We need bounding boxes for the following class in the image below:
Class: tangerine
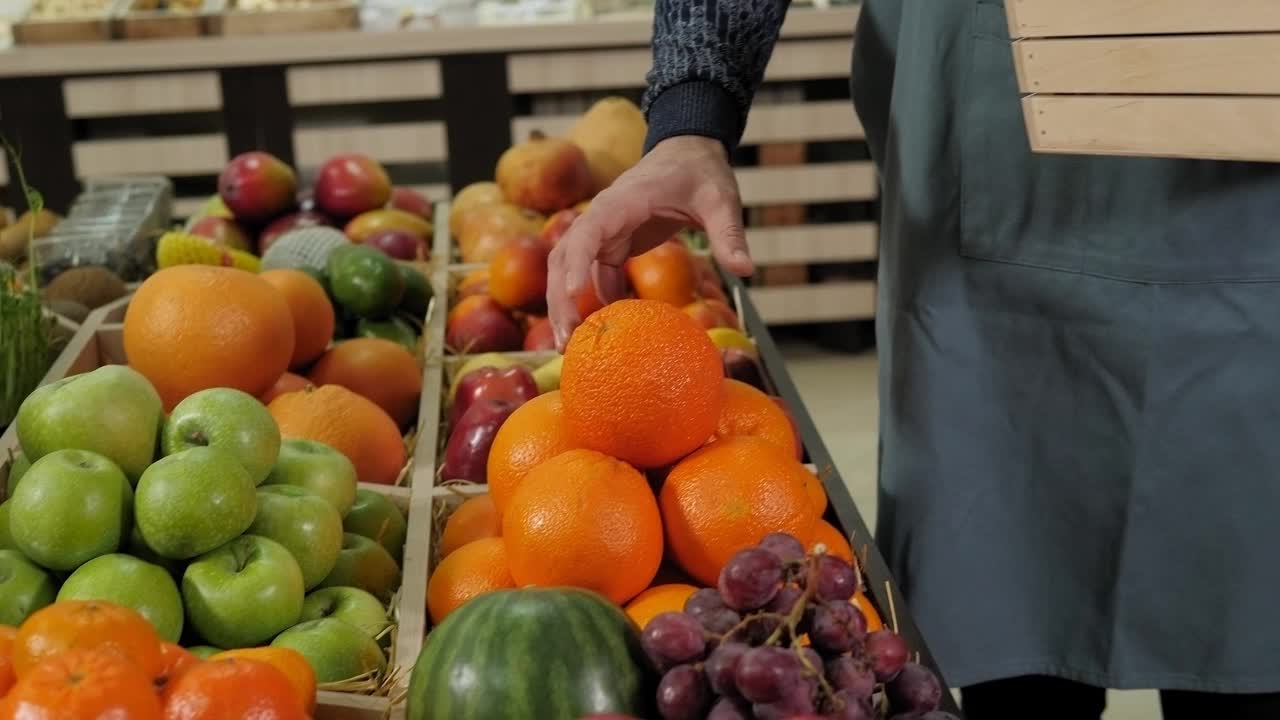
[156,643,200,689]
[503,449,663,604]
[624,584,699,630]
[561,299,723,468]
[209,648,316,713]
[161,657,305,720]
[488,238,549,312]
[625,240,698,307]
[486,391,577,516]
[268,385,406,485]
[0,626,14,696]
[811,520,854,565]
[804,471,829,518]
[123,265,294,410]
[439,495,502,559]
[426,537,514,624]
[13,601,163,680]
[713,379,800,459]
[259,269,335,369]
[853,592,884,633]
[0,649,162,720]
[308,338,423,428]
[260,372,312,404]
[660,437,820,586]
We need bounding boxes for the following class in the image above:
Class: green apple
[301,587,390,641]
[186,645,223,660]
[183,534,305,649]
[57,553,184,642]
[343,489,407,563]
[263,439,357,517]
[125,524,184,578]
[0,549,57,625]
[317,533,401,602]
[136,446,257,559]
[0,501,15,551]
[271,618,386,683]
[10,449,131,571]
[533,354,563,394]
[6,450,30,500]
[15,365,163,481]
[247,486,343,589]
[162,388,281,486]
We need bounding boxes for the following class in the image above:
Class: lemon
[707,327,757,356]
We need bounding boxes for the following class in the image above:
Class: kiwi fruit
[42,266,128,310]
[44,299,91,324]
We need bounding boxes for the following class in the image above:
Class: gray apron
[850,0,1280,692]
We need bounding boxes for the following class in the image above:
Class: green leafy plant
[0,139,55,428]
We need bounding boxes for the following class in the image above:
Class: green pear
[136,446,257,560]
[162,388,281,485]
[15,365,163,482]
[532,354,563,394]
[58,553,185,642]
[9,449,132,571]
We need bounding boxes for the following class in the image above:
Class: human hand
[546,134,755,349]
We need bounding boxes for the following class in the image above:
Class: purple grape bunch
[630,532,957,720]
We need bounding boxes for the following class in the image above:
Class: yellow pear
[568,97,648,193]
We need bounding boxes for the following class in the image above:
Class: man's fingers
[699,192,754,277]
[593,261,628,305]
[547,242,580,351]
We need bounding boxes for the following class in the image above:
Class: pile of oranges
[0,600,315,719]
[122,264,418,485]
[428,298,873,628]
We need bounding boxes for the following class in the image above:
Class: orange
[260,269,335,369]
[260,372,312,404]
[161,657,305,720]
[308,338,423,428]
[0,626,14,696]
[804,470,828,517]
[268,384,406,485]
[561,299,723,469]
[811,520,854,565]
[440,495,502,559]
[624,584,699,630]
[488,238,549,312]
[156,643,200,689]
[503,449,663,604]
[486,391,578,516]
[713,379,800,459]
[427,537,514,624]
[456,268,490,300]
[853,592,884,633]
[0,649,162,720]
[660,437,820,586]
[625,240,698,307]
[123,265,295,410]
[210,648,315,713]
[13,601,163,680]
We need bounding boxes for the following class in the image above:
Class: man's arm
[642,0,792,153]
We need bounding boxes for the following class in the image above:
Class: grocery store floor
[780,339,1161,720]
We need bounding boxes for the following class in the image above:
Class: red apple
[449,364,539,428]
[365,229,424,261]
[257,210,334,254]
[770,396,805,461]
[218,151,297,224]
[314,154,392,219]
[389,186,433,220]
[683,299,739,330]
[523,317,556,352]
[440,398,519,483]
[189,216,253,253]
[723,347,766,390]
[538,208,580,251]
[446,296,523,355]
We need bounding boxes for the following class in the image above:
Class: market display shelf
[1007,0,1280,162]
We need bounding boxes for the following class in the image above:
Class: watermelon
[408,587,655,720]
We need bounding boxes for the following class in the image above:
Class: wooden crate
[209,0,357,36]
[117,0,222,40]
[1008,0,1280,162]
[12,0,117,45]
[0,275,449,718]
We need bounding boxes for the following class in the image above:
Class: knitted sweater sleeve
[641,0,791,153]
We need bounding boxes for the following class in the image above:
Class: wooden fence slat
[72,134,228,178]
[748,280,876,324]
[736,161,877,206]
[294,122,447,168]
[287,59,443,105]
[64,72,223,118]
[747,222,877,265]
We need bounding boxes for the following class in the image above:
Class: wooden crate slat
[1015,35,1280,95]
[63,72,223,118]
[748,280,876,324]
[72,134,227,178]
[747,222,876,266]
[294,122,447,168]
[743,100,863,144]
[287,59,442,106]
[1007,0,1280,39]
[736,161,877,206]
[1024,94,1280,163]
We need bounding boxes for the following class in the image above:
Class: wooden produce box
[1007,0,1280,162]
[209,0,357,35]
[12,0,117,44]
[117,0,221,40]
[0,277,446,719]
